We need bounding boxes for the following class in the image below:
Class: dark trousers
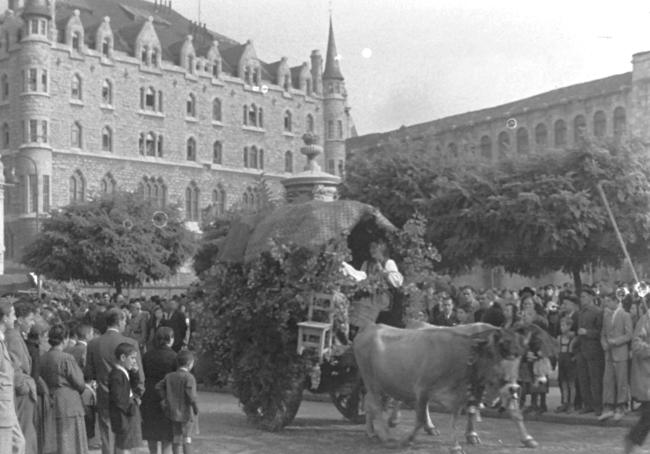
[576,353,604,412]
[85,405,96,441]
[629,401,650,446]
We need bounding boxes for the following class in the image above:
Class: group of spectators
[425,282,650,422]
[0,291,200,454]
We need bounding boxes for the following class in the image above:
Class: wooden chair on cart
[297,292,335,361]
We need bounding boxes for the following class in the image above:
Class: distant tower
[321,17,348,177]
[13,0,54,252]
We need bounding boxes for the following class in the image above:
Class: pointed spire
[323,16,344,80]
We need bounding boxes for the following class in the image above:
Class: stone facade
[0,0,352,270]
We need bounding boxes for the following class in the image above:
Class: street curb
[197,384,636,427]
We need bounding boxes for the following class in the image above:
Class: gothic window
[1,74,7,101]
[554,119,567,147]
[141,45,148,64]
[243,147,249,168]
[69,170,85,204]
[212,98,222,122]
[212,60,220,78]
[284,110,292,132]
[101,173,116,194]
[102,37,111,57]
[2,123,8,148]
[479,135,492,159]
[187,55,194,74]
[71,122,82,148]
[283,74,291,91]
[516,127,529,154]
[284,150,293,173]
[41,70,48,93]
[593,110,607,138]
[213,141,222,164]
[243,67,251,84]
[447,142,458,158]
[71,74,82,100]
[258,108,264,128]
[243,105,248,125]
[29,119,38,142]
[535,123,548,148]
[497,131,510,156]
[306,114,314,133]
[212,185,226,216]
[101,126,112,151]
[157,135,163,157]
[142,87,156,110]
[248,104,257,126]
[186,137,197,161]
[574,115,586,143]
[186,93,196,118]
[102,79,112,105]
[28,68,37,92]
[252,68,260,86]
[249,146,258,169]
[138,176,166,207]
[337,120,343,139]
[71,31,81,51]
[151,48,159,67]
[185,182,200,222]
[613,107,626,138]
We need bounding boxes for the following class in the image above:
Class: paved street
[93,391,650,454]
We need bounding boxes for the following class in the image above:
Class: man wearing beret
[576,287,605,416]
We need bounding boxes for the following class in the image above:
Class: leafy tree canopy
[22,191,196,292]
[342,138,650,291]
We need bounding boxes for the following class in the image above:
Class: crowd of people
[0,292,200,454]
[423,281,650,454]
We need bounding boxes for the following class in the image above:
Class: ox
[353,322,554,453]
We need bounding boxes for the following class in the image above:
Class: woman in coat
[39,324,87,454]
[141,326,176,454]
[626,307,650,453]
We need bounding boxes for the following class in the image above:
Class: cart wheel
[330,378,366,424]
[241,374,305,431]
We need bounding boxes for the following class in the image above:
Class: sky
[5,0,650,135]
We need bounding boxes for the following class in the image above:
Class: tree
[343,138,650,292]
[22,192,196,293]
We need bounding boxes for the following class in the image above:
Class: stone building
[347,48,650,289]
[0,0,352,272]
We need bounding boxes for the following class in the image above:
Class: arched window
[613,107,626,138]
[306,114,314,133]
[516,127,529,154]
[101,126,112,151]
[69,170,85,203]
[2,122,8,148]
[212,60,220,78]
[143,87,155,110]
[212,98,222,122]
[71,31,81,51]
[259,149,264,169]
[497,131,510,156]
[139,176,167,207]
[151,48,159,67]
[141,45,148,64]
[186,137,197,161]
[102,79,112,105]
[447,142,458,158]
[242,105,248,125]
[285,150,293,173]
[283,74,291,91]
[554,119,567,147]
[535,123,548,148]
[1,74,8,100]
[102,37,111,57]
[252,68,260,86]
[157,135,163,157]
[593,110,607,138]
[212,185,226,216]
[243,147,249,167]
[71,122,82,148]
[249,146,258,169]
[101,173,116,194]
[479,135,492,159]
[186,93,196,118]
[213,141,222,164]
[258,107,264,128]
[243,67,251,84]
[146,132,155,156]
[248,104,257,127]
[71,74,82,100]
[187,55,194,74]
[284,110,292,132]
[185,182,200,222]
[574,114,586,143]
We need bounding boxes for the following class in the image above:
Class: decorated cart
[197,134,434,430]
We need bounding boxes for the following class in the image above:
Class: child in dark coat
[108,342,143,454]
[157,350,199,454]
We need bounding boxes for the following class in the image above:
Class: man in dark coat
[85,308,144,454]
[163,298,187,352]
[6,302,37,454]
[431,295,458,326]
[575,288,605,416]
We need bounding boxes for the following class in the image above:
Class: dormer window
[244,67,251,85]
[283,75,291,92]
[141,46,148,64]
[151,48,159,67]
[252,68,260,86]
[71,31,81,51]
[102,37,111,57]
[212,60,220,78]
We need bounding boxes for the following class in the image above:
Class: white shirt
[114,364,133,398]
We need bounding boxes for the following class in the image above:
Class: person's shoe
[624,435,636,454]
[578,407,594,414]
[598,410,615,421]
[613,409,625,421]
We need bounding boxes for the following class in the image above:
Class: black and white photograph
[1,1,650,453]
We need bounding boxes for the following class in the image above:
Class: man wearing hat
[575,287,605,416]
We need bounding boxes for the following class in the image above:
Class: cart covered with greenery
[195,199,441,430]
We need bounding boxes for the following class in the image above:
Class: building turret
[321,17,349,177]
[10,0,54,258]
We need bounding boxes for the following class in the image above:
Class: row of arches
[444,107,627,159]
